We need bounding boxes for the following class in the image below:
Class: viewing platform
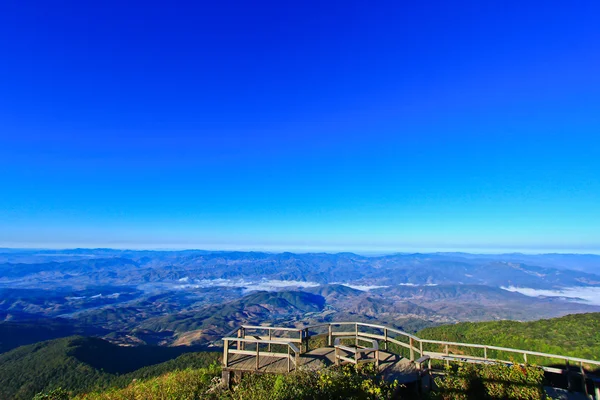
[220,321,600,397]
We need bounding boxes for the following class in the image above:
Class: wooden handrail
[223,336,301,351]
[242,325,302,332]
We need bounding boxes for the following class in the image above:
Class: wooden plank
[356,332,384,341]
[223,337,302,346]
[244,335,302,343]
[230,349,289,358]
[242,325,301,332]
[337,355,356,364]
[388,338,411,349]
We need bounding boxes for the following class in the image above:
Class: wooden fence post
[410,337,415,361]
[384,328,388,351]
[305,328,309,352]
[566,360,572,392]
[255,343,260,370]
[328,324,333,346]
[287,346,291,372]
[268,329,272,352]
[580,362,588,397]
[223,339,229,367]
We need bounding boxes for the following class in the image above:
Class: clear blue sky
[1,1,599,252]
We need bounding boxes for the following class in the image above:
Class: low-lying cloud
[502,286,600,306]
[173,278,320,293]
[340,284,389,291]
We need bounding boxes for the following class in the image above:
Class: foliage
[433,363,545,400]
[75,363,400,400]
[74,365,221,400]
[32,388,70,400]
[228,363,399,400]
[0,315,108,354]
[0,336,218,400]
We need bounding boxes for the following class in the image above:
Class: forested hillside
[0,336,218,400]
[418,312,600,361]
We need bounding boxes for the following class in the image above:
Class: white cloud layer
[173,278,320,293]
[502,286,600,306]
[340,284,389,291]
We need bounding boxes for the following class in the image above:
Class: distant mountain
[306,284,363,298]
[435,252,600,273]
[1,249,599,349]
[137,290,326,344]
[371,284,600,321]
[0,286,142,318]
[125,284,600,346]
[3,250,599,290]
[0,336,218,400]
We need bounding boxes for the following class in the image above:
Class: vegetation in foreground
[66,363,399,400]
[0,336,218,400]
[433,363,545,400]
[57,361,548,400]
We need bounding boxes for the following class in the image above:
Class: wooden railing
[222,321,600,397]
[301,322,422,361]
[334,336,379,367]
[222,336,301,373]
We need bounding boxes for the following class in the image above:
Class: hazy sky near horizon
[1,1,599,252]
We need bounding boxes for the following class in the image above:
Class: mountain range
[1,249,599,350]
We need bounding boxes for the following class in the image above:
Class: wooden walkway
[225,347,418,382]
[220,321,600,397]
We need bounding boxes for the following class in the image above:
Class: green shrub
[74,365,221,400]
[229,363,399,400]
[433,363,545,400]
[33,388,70,400]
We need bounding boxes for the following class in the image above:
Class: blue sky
[1,1,599,252]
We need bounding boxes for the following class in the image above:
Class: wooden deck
[224,346,418,382]
[221,321,600,397]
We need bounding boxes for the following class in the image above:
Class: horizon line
[1,245,600,256]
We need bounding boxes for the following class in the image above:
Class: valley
[1,249,600,350]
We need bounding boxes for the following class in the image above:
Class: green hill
[0,336,219,400]
[417,312,600,362]
[0,318,108,354]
